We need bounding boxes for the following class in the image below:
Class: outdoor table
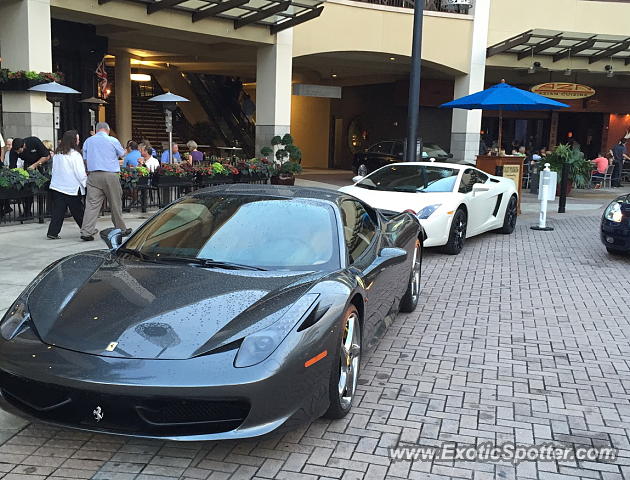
[476,154,523,214]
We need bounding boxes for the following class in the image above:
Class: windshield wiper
[356,183,376,190]
[153,255,267,271]
[117,248,155,262]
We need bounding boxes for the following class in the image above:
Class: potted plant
[545,144,592,195]
[0,168,49,199]
[154,163,194,186]
[195,162,232,186]
[263,134,303,186]
[0,69,64,91]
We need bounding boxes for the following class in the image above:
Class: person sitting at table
[160,142,181,164]
[591,152,611,188]
[139,143,159,172]
[123,141,141,168]
[186,140,204,165]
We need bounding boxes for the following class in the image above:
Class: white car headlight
[605,202,623,223]
[417,204,441,219]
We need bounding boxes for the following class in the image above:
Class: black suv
[352,140,453,176]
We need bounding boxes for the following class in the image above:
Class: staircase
[131,97,184,152]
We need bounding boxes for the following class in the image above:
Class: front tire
[399,241,422,313]
[324,305,361,419]
[441,209,467,255]
[497,195,518,234]
[357,164,368,177]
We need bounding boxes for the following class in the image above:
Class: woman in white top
[47,130,87,239]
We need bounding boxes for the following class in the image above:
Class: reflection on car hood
[339,186,460,213]
[27,252,324,360]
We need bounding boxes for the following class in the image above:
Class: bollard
[531,163,556,231]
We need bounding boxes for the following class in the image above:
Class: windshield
[124,195,340,271]
[356,165,459,193]
[423,144,449,158]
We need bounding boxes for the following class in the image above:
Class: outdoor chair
[590,164,614,189]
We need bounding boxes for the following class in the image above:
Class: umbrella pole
[498,108,503,154]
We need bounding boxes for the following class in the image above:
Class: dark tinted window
[392,142,404,157]
[125,196,339,270]
[340,200,376,262]
[459,169,488,193]
[367,141,394,154]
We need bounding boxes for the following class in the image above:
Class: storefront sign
[502,164,521,188]
[292,84,342,99]
[531,83,595,100]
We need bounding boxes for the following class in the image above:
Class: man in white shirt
[139,143,159,172]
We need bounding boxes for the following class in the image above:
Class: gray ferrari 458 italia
[0,185,424,441]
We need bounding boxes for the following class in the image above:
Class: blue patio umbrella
[440,80,570,153]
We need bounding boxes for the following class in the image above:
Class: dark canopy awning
[97,0,324,34]
[487,29,630,65]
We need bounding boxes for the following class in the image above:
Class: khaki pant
[80,171,127,237]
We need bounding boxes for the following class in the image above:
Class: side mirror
[352,175,364,183]
[472,183,491,195]
[103,228,123,251]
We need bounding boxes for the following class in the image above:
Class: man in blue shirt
[80,122,130,241]
[611,139,630,188]
[160,143,181,163]
[123,141,141,167]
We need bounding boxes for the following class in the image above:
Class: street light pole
[405,0,424,162]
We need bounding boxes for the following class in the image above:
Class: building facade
[1,0,629,167]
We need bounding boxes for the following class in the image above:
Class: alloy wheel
[506,198,517,228]
[338,312,361,410]
[454,215,467,251]
[357,164,368,177]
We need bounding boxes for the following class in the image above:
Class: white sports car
[339,162,518,255]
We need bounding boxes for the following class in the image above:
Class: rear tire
[399,242,422,313]
[498,195,518,234]
[441,209,467,255]
[324,305,361,419]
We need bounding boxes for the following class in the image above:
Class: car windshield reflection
[124,196,340,271]
[356,165,458,193]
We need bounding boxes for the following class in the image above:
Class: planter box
[154,175,194,187]
[0,78,45,91]
[0,186,36,200]
[270,174,295,186]
[198,176,233,187]
[136,176,150,187]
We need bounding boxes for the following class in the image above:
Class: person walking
[80,122,130,241]
[610,138,630,188]
[46,130,87,240]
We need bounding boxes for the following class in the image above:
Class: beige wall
[293,0,474,75]
[489,0,630,45]
[291,95,331,169]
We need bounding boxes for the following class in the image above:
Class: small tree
[260,133,303,176]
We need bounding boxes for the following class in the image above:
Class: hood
[27,252,324,360]
[340,185,459,212]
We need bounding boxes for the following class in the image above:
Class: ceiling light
[130,73,151,82]
[331,73,338,78]
[389,57,396,61]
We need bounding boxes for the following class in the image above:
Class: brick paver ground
[1,210,630,479]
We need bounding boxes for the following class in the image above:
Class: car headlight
[605,202,623,223]
[417,204,441,219]
[234,294,319,368]
[0,298,31,341]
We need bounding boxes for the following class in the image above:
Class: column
[255,29,293,156]
[114,51,132,143]
[0,0,53,140]
[449,0,490,164]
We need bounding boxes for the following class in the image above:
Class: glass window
[367,141,394,154]
[355,164,459,193]
[340,200,376,262]
[124,196,340,270]
[392,142,404,157]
